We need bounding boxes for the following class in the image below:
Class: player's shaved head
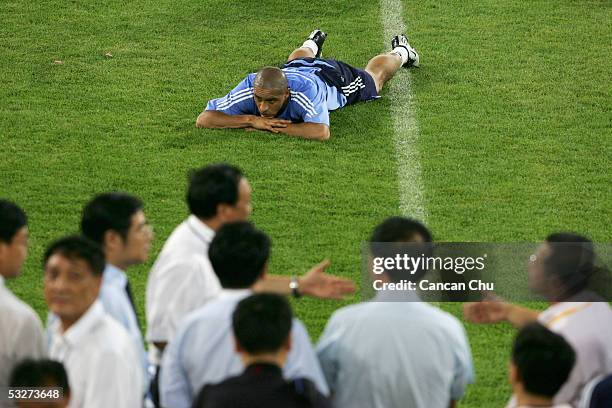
[254,67,288,94]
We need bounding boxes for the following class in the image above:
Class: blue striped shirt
[205,67,347,126]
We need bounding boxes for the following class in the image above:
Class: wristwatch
[290,275,302,298]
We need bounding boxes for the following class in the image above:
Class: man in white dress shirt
[44,235,143,408]
[316,217,475,408]
[80,192,153,385]
[0,200,46,408]
[508,323,575,408]
[160,221,329,408]
[464,232,612,407]
[146,164,354,366]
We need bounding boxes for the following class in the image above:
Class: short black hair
[370,216,432,244]
[10,359,70,394]
[0,200,27,244]
[43,235,106,276]
[369,217,433,281]
[81,192,143,245]
[209,222,270,289]
[544,232,595,296]
[187,164,244,219]
[512,323,575,398]
[232,293,292,354]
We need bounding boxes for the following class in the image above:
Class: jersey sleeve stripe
[290,91,317,115]
[215,93,254,111]
[215,88,254,108]
[291,98,318,118]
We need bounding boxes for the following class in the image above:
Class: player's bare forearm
[195,110,257,129]
[278,122,330,141]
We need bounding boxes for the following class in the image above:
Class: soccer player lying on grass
[196,29,419,140]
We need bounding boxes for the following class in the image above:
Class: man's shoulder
[174,297,233,341]
[156,219,200,255]
[329,300,465,334]
[195,374,326,408]
[0,287,42,328]
[150,219,211,275]
[326,301,379,324]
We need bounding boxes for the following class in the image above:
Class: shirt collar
[53,300,106,347]
[218,288,252,302]
[187,215,216,244]
[372,288,421,302]
[103,263,127,287]
[245,362,283,377]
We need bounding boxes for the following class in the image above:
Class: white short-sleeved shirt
[160,289,329,408]
[48,300,143,408]
[538,301,612,406]
[0,275,46,407]
[316,291,475,408]
[47,264,149,391]
[145,215,222,364]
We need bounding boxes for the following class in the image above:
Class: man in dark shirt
[191,293,331,408]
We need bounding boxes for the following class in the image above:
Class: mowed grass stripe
[380,0,427,221]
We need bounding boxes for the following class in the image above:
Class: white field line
[379,0,426,222]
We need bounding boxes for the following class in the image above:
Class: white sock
[391,46,409,65]
[302,39,319,56]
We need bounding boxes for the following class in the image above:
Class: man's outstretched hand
[463,300,509,324]
[247,117,292,133]
[299,259,356,300]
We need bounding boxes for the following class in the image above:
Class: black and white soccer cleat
[391,34,420,68]
[307,29,327,58]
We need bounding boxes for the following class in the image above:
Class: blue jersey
[205,66,348,126]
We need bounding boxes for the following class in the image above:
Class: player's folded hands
[251,117,292,133]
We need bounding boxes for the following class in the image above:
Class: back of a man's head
[254,67,289,93]
[187,164,243,219]
[232,293,292,355]
[10,359,70,407]
[81,192,143,245]
[370,216,432,244]
[43,235,106,277]
[512,323,575,398]
[208,221,270,289]
[369,216,432,282]
[0,199,27,244]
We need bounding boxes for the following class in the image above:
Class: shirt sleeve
[98,286,149,392]
[205,77,255,115]
[449,320,475,400]
[99,286,131,329]
[290,89,330,126]
[146,257,221,344]
[160,324,194,408]
[315,312,341,393]
[15,309,46,361]
[284,319,330,396]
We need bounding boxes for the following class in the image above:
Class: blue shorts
[283,58,379,106]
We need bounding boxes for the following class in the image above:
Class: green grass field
[1,0,610,406]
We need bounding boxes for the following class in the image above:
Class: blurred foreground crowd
[1,163,611,408]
